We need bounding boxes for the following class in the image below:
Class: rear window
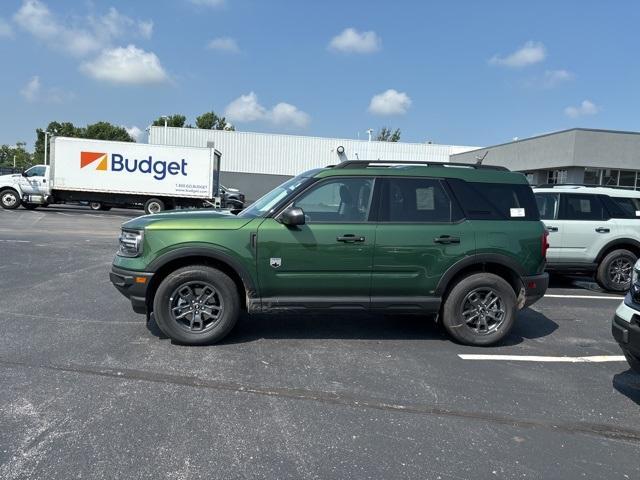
[447,179,540,221]
[609,196,640,219]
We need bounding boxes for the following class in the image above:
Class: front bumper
[521,272,549,308]
[109,266,153,315]
[612,298,640,364]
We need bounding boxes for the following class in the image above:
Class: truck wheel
[89,202,103,211]
[0,189,21,209]
[153,266,240,345]
[442,273,517,346]
[596,249,636,292]
[22,203,39,210]
[144,198,164,215]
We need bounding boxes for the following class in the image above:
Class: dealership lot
[1,206,639,479]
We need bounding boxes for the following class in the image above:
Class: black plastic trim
[545,262,598,272]
[612,314,640,359]
[521,272,549,308]
[109,266,153,315]
[594,238,640,264]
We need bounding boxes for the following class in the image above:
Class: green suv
[110,160,549,346]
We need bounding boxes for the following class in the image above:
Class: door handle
[595,227,610,233]
[337,234,365,243]
[434,235,460,244]
[546,226,558,232]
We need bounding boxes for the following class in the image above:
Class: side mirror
[21,171,27,177]
[280,207,305,226]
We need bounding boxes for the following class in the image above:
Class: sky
[1,0,639,149]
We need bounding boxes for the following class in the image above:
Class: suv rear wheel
[442,273,517,346]
[153,265,240,345]
[596,249,636,292]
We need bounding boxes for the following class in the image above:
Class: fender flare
[434,253,526,296]
[595,238,640,264]
[146,245,258,296]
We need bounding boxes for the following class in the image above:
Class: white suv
[533,185,640,292]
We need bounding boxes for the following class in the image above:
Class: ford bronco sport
[110,160,549,346]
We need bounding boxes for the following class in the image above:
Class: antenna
[475,151,489,165]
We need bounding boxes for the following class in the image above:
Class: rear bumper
[521,272,549,308]
[109,266,153,315]
[612,299,640,363]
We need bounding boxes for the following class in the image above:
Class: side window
[535,193,559,220]
[560,194,608,221]
[611,197,640,218]
[293,178,373,223]
[25,166,45,177]
[380,178,461,223]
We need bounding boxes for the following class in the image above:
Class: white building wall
[149,127,477,176]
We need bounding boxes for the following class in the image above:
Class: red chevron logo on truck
[80,151,108,171]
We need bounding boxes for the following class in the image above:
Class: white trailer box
[50,137,217,198]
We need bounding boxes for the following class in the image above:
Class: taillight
[542,230,549,260]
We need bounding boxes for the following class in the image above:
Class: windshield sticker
[510,208,525,218]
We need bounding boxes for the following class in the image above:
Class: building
[149,126,477,201]
[450,128,640,189]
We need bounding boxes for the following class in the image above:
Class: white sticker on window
[510,208,525,218]
[636,210,640,217]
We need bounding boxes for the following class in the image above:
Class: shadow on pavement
[499,308,559,346]
[613,370,640,406]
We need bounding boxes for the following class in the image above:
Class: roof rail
[535,183,636,190]
[332,160,509,171]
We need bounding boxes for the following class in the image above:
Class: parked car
[533,185,640,292]
[219,184,245,209]
[612,259,640,373]
[110,160,549,346]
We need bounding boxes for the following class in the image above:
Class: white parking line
[458,354,626,362]
[544,294,622,300]
[0,239,31,243]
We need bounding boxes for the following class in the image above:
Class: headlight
[118,229,143,257]
[633,259,640,286]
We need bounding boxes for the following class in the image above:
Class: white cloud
[124,126,143,141]
[541,69,573,88]
[0,17,13,37]
[368,89,412,115]
[80,45,169,85]
[20,75,73,103]
[14,1,152,57]
[20,76,40,102]
[225,92,310,128]
[269,103,310,128]
[564,100,599,118]
[207,37,240,53]
[328,28,381,54]
[489,41,546,67]
[189,0,225,7]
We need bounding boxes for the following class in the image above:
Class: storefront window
[619,170,636,188]
[602,169,619,186]
[583,168,601,186]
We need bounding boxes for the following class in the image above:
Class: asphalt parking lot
[1,205,639,480]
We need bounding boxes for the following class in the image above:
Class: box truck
[0,137,232,214]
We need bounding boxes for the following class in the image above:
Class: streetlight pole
[44,131,50,166]
[161,115,169,144]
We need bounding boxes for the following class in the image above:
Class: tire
[442,273,517,346]
[153,266,240,345]
[596,249,636,292]
[623,350,640,373]
[0,189,21,209]
[144,198,164,215]
[22,203,38,210]
[89,201,103,211]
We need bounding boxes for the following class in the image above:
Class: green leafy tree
[84,122,134,142]
[375,127,401,142]
[0,142,33,170]
[195,111,235,131]
[152,114,187,128]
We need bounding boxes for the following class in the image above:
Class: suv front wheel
[153,265,240,345]
[596,249,636,293]
[442,273,517,346]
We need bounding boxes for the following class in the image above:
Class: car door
[370,177,472,307]
[558,193,615,263]
[256,177,376,308]
[534,192,562,262]
[19,165,48,196]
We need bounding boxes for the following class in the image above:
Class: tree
[152,114,186,128]
[0,143,32,170]
[375,127,401,142]
[84,122,134,142]
[195,111,235,131]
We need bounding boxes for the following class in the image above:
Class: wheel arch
[595,239,640,264]
[145,247,258,313]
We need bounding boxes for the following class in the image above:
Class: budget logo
[80,151,108,171]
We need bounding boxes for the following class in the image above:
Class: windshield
[237,173,314,218]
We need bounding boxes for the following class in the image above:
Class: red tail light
[542,230,549,260]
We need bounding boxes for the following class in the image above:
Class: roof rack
[535,183,636,190]
[332,160,509,171]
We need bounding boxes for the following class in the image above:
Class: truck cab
[0,164,50,209]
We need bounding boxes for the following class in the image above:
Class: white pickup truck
[0,137,227,214]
